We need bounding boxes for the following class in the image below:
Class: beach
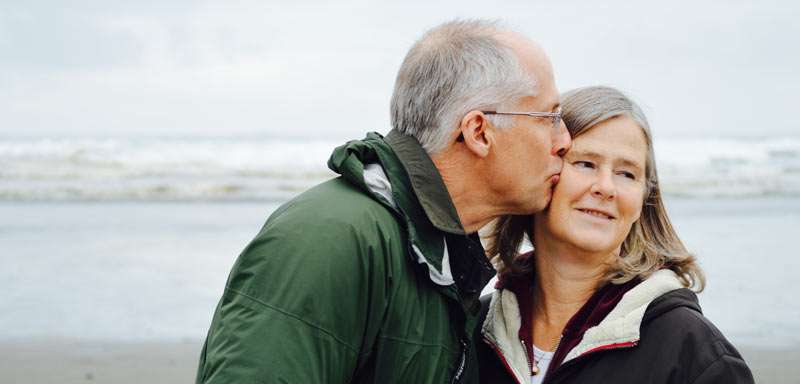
[3,0,799,381]
[1,341,797,384]
[1,198,799,382]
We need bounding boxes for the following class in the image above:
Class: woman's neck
[530,238,613,350]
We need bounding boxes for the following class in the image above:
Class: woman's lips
[576,208,615,220]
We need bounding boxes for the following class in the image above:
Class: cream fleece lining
[563,269,684,362]
[482,289,528,384]
[482,269,686,382]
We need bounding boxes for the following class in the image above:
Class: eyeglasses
[482,106,563,134]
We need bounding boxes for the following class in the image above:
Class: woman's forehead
[568,118,648,168]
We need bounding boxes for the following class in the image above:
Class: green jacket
[196,130,495,383]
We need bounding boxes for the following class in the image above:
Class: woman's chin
[564,232,618,255]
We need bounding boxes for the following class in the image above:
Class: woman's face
[536,116,648,254]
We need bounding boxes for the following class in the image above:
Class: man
[196,19,570,383]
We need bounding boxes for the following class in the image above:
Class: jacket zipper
[543,341,638,383]
[450,338,468,384]
[520,340,533,376]
[483,336,524,384]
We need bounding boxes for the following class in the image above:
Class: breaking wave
[1,136,799,201]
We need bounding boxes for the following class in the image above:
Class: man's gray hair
[390,20,538,154]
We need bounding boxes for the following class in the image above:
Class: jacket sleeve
[196,204,392,383]
[691,354,755,384]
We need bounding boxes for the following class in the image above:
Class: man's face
[489,42,571,214]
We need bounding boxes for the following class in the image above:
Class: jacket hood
[327,132,386,196]
[642,285,701,323]
[327,131,453,285]
[562,269,687,362]
[328,130,466,233]
[327,131,495,292]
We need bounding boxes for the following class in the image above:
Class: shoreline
[0,339,795,383]
[0,340,201,384]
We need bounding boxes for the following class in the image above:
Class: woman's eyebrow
[566,149,602,159]
[618,158,645,171]
[568,149,644,170]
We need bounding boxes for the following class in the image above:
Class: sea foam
[1,136,798,201]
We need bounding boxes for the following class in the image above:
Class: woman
[476,86,753,383]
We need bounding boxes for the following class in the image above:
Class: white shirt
[531,344,555,384]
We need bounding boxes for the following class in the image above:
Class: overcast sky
[1,0,797,139]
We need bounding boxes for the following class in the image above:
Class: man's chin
[505,190,553,215]
[522,195,552,215]
[536,189,555,213]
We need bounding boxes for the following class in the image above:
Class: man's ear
[458,110,492,158]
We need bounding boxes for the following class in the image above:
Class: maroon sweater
[496,254,641,374]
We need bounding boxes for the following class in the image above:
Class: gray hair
[390,20,538,154]
[488,86,706,291]
[560,86,655,196]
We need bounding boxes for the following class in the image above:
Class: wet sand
[0,340,795,383]
[0,340,201,384]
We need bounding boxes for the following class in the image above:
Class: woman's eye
[574,161,594,169]
[618,171,636,180]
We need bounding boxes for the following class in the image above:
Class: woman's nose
[590,170,616,200]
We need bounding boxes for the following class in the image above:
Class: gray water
[0,198,798,348]
[2,137,800,201]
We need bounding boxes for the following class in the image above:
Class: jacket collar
[384,129,466,235]
[327,132,493,298]
[562,269,685,363]
[481,269,686,382]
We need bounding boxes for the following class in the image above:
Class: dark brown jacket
[476,270,754,384]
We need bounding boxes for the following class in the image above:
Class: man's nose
[552,121,571,157]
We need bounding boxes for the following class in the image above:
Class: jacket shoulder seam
[650,307,732,350]
[378,335,457,353]
[677,310,745,383]
[223,287,359,355]
[688,350,746,384]
[684,307,732,344]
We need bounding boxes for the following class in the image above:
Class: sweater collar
[501,263,640,374]
[482,266,686,382]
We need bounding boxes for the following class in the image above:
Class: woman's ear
[458,111,492,158]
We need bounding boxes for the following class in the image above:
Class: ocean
[1,137,799,350]
[2,136,800,201]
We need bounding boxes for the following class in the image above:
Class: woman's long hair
[487,86,705,291]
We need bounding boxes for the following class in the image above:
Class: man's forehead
[518,94,559,111]
[500,33,552,77]
[499,32,558,109]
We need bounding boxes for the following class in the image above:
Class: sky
[1,0,798,140]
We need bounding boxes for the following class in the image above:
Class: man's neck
[431,154,498,233]
[449,189,497,234]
